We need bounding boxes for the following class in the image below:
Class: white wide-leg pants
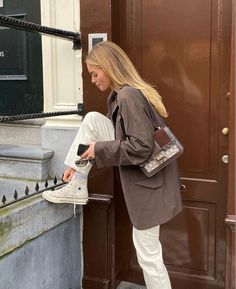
[133,226,172,289]
[64,112,171,289]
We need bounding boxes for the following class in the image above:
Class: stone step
[0,144,54,181]
[0,119,45,146]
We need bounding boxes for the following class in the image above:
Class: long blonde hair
[86,41,168,117]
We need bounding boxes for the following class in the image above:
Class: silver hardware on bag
[138,92,184,177]
[144,143,180,173]
[140,126,184,177]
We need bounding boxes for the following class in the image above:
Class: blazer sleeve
[95,88,155,168]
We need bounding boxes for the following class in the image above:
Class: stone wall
[0,195,82,289]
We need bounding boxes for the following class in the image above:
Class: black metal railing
[0,15,84,207]
[0,14,83,121]
[1,177,113,208]
[0,103,84,122]
[0,177,66,208]
[0,14,81,50]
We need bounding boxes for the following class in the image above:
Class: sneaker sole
[42,191,88,205]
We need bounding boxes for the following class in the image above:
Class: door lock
[222,155,229,164]
[180,184,186,193]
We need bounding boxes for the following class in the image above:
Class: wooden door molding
[225,1,235,288]
[80,2,116,288]
[82,194,115,289]
[80,0,112,116]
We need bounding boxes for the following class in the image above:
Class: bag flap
[154,128,171,147]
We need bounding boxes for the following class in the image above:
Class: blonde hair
[86,41,168,117]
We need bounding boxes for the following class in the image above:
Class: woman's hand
[63,167,76,182]
[81,142,96,160]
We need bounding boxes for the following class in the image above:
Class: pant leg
[64,111,115,174]
[132,226,172,289]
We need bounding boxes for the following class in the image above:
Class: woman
[42,41,182,289]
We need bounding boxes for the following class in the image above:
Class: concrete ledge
[42,125,79,178]
[0,144,53,159]
[0,194,82,257]
[0,121,44,145]
[0,158,52,181]
[0,144,54,180]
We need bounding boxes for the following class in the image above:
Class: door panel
[140,0,219,180]
[112,0,231,288]
[0,0,43,115]
[161,202,216,277]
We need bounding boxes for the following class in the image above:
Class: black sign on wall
[0,1,43,115]
[0,14,27,80]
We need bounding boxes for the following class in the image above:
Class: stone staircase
[0,119,54,203]
[0,119,84,289]
[0,119,44,145]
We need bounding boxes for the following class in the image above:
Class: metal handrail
[0,14,81,49]
[0,15,83,208]
[0,104,84,122]
[0,15,83,120]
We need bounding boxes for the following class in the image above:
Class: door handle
[222,127,229,135]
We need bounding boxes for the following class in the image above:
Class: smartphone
[77,144,90,156]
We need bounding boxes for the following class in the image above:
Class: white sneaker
[42,178,88,205]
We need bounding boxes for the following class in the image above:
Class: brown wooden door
[112,0,232,288]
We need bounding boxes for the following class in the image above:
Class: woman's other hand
[81,142,96,160]
[63,167,76,182]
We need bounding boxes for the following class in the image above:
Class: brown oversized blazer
[95,86,182,230]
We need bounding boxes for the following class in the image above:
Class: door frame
[80,1,235,288]
[225,1,235,288]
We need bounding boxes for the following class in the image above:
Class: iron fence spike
[54,177,57,185]
[45,180,48,188]
[25,186,29,195]
[2,195,6,204]
[1,181,66,208]
[14,190,18,200]
[35,183,39,191]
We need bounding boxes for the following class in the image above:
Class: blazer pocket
[135,172,164,189]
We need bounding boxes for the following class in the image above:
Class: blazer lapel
[107,90,119,124]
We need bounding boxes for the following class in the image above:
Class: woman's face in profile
[87,64,112,91]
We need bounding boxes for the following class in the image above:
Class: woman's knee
[83,111,104,123]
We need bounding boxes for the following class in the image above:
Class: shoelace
[66,181,77,218]
[73,194,77,218]
[54,181,77,217]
